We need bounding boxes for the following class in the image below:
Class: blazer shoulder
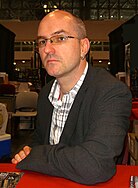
[86,66,131,96]
[87,66,118,86]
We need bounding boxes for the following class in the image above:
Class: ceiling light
[43,4,47,8]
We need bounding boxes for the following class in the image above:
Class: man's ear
[80,38,90,58]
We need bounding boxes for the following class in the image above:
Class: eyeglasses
[36,35,77,48]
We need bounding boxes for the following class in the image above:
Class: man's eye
[39,40,46,45]
[57,36,66,41]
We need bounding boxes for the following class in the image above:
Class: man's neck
[57,60,87,96]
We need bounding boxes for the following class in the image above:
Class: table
[0,164,138,188]
[130,100,138,120]
[131,107,138,120]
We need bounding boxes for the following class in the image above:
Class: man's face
[37,12,84,79]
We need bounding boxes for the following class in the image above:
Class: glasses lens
[51,35,67,44]
[37,39,46,47]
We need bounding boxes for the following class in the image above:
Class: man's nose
[43,41,55,54]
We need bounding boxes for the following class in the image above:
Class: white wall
[1,19,124,61]
[2,19,124,41]
[84,20,124,41]
[1,20,40,41]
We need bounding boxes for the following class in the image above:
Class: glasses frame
[36,35,79,48]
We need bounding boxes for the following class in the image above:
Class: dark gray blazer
[17,65,132,185]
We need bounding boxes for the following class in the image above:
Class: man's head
[37,10,90,79]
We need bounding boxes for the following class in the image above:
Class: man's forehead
[38,17,75,35]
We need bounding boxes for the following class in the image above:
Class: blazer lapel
[59,65,94,144]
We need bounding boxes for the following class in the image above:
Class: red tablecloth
[0,164,138,188]
[130,100,138,120]
[131,109,138,120]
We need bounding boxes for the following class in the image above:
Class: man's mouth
[47,59,59,64]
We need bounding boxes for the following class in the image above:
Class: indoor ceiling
[0,0,138,22]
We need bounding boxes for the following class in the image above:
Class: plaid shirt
[48,63,88,145]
